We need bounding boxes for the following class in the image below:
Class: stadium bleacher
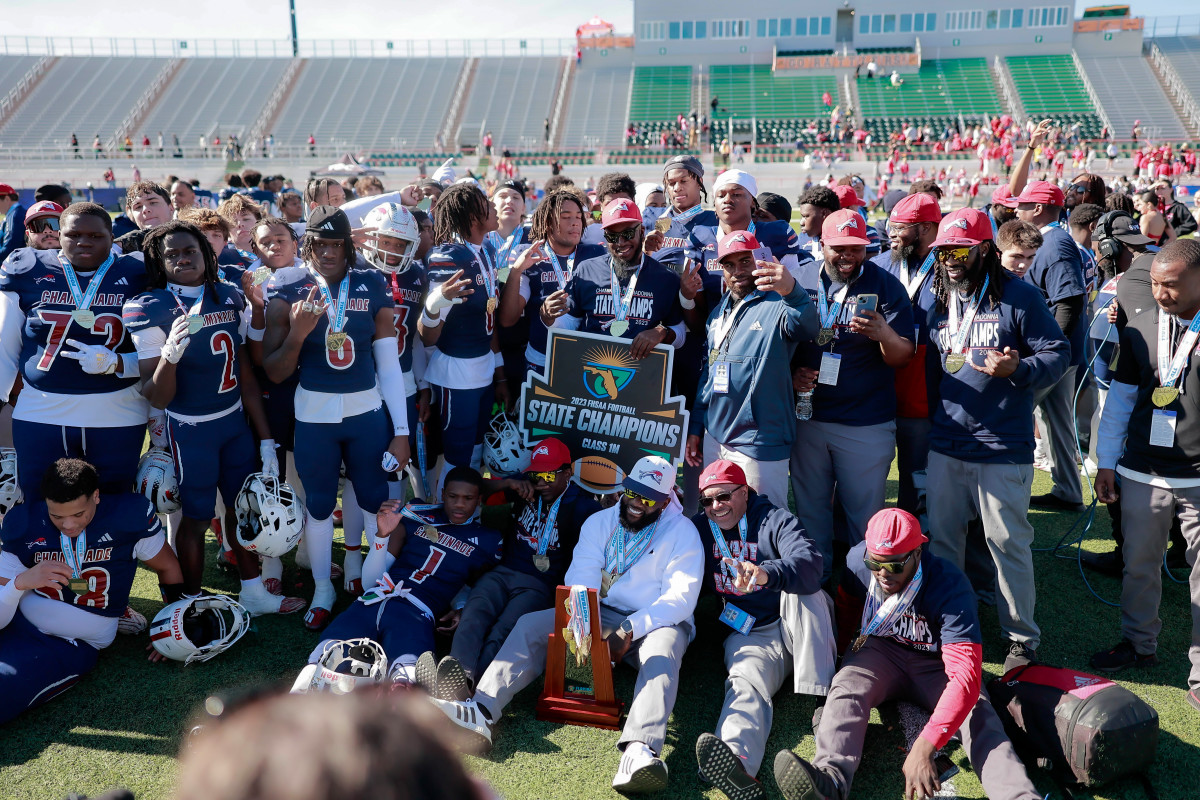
[1155,36,1200,124]
[628,66,693,122]
[855,59,1001,119]
[1077,55,1188,141]
[1006,54,1104,138]
[559,66,631,149]
[460,57,562,151]
[708,65,836,118]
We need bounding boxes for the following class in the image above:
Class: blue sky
[0,0,1194,41]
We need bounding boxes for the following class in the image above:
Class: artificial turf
[2,466,1197,800]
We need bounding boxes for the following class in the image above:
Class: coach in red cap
[0,182,26,265]
[773,509,1041,800]
[685,230,817,507]
[691,459,831,800]
[789,209,914,583]
[541,197,685,359]
[446,438,600,682]
[877,193,942,513]
[923,208,1069,674]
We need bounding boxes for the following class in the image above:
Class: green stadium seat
[629,66,694,123]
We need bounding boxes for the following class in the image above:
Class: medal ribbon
[900,251,936,300]
[168,284,205,321]
[859,561,925,639]
[817,275,851,331]
[310,268,350,334]
[947,275,990,356]
[534,494,565,556]
[497,225,526,268]
[608,260,642,326]
[709,293,761,360]
[415,424,430,497]
[59,252,116,318]
[1157,309,1200,390]
[476,243,499,303]
[671,203,705,225]
[707,516,748,583]
[399,502,444,528]
[566,584,591,662]
[604,519,659,576]
[547,246,577,290]
[60,531,87,580]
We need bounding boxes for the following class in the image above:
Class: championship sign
[520,330,689,492]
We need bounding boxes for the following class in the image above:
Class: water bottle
[795,390,813,421]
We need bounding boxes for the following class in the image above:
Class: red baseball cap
[601,197,642,229]
[0,183,15,196]
[699,459,747,488]
[821,209,871,246]
[889,193,941,225]
[865,508,928,557]
[833,184,864,209]
[24,200,63,223]
[990,185,1020,209]
[715,230,761,264]
[1013,180,1065,207]
[527,437,571,472]
[933,208,993,248]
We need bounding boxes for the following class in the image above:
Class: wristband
[420,311,443,328]
[678,292,696,310]
[247,325,266,342]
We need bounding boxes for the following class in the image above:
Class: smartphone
[855,293,878,316]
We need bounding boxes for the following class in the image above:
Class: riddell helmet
[301,638,388,694]
[234,473,304,558]
[136,448,180,514]
[483,413,531,476]
[0,448,22,516]
[149,595,252,664]
[361,202,419,274]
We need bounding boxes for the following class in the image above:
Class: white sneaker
[613,741,669,794]
[240,584,305,616]
[428,695,493,752]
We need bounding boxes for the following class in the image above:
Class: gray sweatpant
[716,621,792,777]
[450,565,554,681]
[926,451,1041,650]
[812,637,1040,800]
[1117,476,1200,690]
[475,605,693,753]
[1034,364,1083,504]
[790,419,896,581]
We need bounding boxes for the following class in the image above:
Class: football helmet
[136,448,180,514]
[149,595,252,664]
[483,413,530,476]
[0,447,22,516]
[297,638,388,694]
[361,202,419,274]
[234,472,304,558]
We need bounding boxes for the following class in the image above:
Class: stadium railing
[0,36,578,58]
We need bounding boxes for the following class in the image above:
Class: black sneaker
[434,655,473,702]
[773,750,837,800]
[1003,641,1038,674]
[1080,549,1123,577]
[1030,493,1086,512]
[413,651,438,693]
[1090,640,1158,673]
[696,733,766,800]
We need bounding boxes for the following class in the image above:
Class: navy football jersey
[653,206,719,269]
[1,494,162,618]
[486,227,534,355]
[689,219,806,274]
[123,282,247,416]
[501,483,600,584]
[387,508,502,617]
[0,249,146,396]
[564,253,684,338]
[266,265,392,393]
[425,243,496,360]
[387,266,427,376]
[525,243,606,357]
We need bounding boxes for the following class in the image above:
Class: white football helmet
[0,447,22,516]
[483,413,531,476]
[234,473,304,558]
[136,448,180,514]
[298,638,388,694]
[149,595,252,664]
[361,202,419,274]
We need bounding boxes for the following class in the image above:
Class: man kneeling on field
[773,508,1041,800]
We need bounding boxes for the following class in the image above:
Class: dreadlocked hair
[142,220,222,305]
[432,183,489,245]
[930,241,1007,313]
[530,190,585,242]
[300,232,355,272]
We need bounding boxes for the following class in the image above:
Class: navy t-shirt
[563,253,683,338]
[794,262,913,426]
[500,483,600,586]
[1024,224,1086,367]
[688,219,807,273]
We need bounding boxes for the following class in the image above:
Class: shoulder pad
[1,247,39,276]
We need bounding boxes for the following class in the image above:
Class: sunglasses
[935,246,974,264]
[603,227,640,245]
[529,467,568,484]
[699,487,743,508]
[621,489,657,508]
[863,549,918,574]
[1070,184,1088,193]
[28,217,60,233]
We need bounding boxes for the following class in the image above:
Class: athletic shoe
[117,605,148,635]
[435,655,473,702]
[414,651,438,693]
[1029,493,1085,512]
[773,750,836,800]
[332,508,343,527]
[1091,640,1159,673]
[303,606,332,631]
[1033,455,1053,473]
[1079,549,1123,577]
[1187,689,1200,713]
[1003,641,1038,674]
[240,585,305,616]
[613,741,669,794]
[343,546,363,595]
[262,577,283,595]
[428,695,493,752]
[696,733,765,800]
[215,546,239,573]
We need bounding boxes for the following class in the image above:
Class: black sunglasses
[603,227,640,245]
[863,549,919,574]
[700,487,744,508]
[28,217,60,233]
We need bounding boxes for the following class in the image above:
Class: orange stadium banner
[578,35,635,49]
[1074,17,1143,32]
[774,52,919,71]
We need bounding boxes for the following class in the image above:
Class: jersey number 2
[36,310,123,372]
[210,331,238,393]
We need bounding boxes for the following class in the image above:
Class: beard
[889,242,916,266]
[620,502,663,531]
[822,259,860,285]
[611,235,644,275]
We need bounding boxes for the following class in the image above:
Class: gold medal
[654,216,672,234]
[252,267,271,285]
[609,320,629,337]
[486,296,498,314]
[1152,387,1180,408]
[533,554,551,573]
[816,328,834,346]
[420,524,439,541]
[72,309,95,328]
[497,267,511,283]
[187,315,203,335]
[944,353,966,373]
[851,634,868,653]
[69,577,88,595]
[326,331,347,351]
[600,569,617,598]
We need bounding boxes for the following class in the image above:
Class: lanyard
[309,268,350,334]
[60,531,87,579]
[710,293,760,357]
[817,275,851,331]
[565,585,591,665]
[604,519,658,576]
[533,494,565,555]
[947,275,990,356]
[860,562,925,638]
[168,284,205,321]
[476,243,499,302]
[547,246,577,289]
[1158,309,1200,389]
[899,251,935,300]
[672,203,705,225]
[59,252,115,315]
[399,502,444,528]
[497,225,526,268]
[707,516,748,581]
[609,260,642,323]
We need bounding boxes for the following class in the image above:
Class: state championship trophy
[537,585,623,730]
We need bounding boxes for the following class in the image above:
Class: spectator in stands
[0,184,26,265]
[114,180,172,254]
[304,177,346,212]
[279,190,304,224]
[34,184,71,208]
[307,133,316,156]
[71,133,80,158]
[795,186,840,260]
[1154,179,1197,238]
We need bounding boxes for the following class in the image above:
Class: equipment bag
[987,664,1158,787]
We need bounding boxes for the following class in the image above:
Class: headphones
[1093,210,1131,261]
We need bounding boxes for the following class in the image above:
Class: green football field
[3,466,1198,800]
